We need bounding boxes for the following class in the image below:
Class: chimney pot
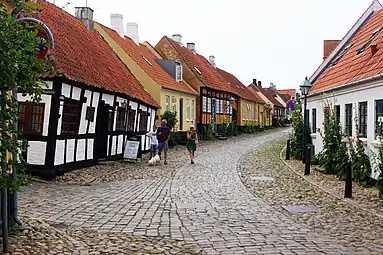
[371,44,378,55]
[110,14,124,37]
[209,55,216,68]
[258,81,262,87]
[127,22,139,44]
[75,7,94,30]
[187,43,196,53]
[253,79,257,85]
[172,34,182,44]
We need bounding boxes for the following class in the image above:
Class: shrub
[161,111,178,131]
[201,124,214,140]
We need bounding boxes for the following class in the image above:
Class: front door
[179,98,183,130]
[95,100,109,159]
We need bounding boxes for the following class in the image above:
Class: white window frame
[165,95,170,111]
[207,98,212,113]
[191,100,195,120]
[219,100,223,114]
[186,99,191,121]
[202,96,207,112]
[171,96,177,113]
[176,63,182,82]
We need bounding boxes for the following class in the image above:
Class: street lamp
[300,77,312,163]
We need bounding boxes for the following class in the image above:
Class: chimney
[252,79,257,85]
[187,43,196,53]
[371,44,378,56]
[172,34,182,44]
[75,7,94,30]
[110,14,124,37]
[323,40,341,60]
[258,81,262,88]
[126,22,139,44]
[209,55,216,68]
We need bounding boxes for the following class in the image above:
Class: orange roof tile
[277,89,296,99]
[39,2,158,107]
[98,25,197,95]
[165,37,238,95]
[311,8,383,94]
[217,68,265,103]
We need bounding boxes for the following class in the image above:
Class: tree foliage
[161,111,178,131]
[0,1,47,192]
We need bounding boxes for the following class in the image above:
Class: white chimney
[187,43,195,53]
[126,22,139,44]
[75,7,94,30]
[172,34,182,44]
[110,14,124,37]
[209,55,216,68]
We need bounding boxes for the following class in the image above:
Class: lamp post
[300,77,312,163]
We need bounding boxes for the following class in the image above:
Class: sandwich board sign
[123,139,140,160]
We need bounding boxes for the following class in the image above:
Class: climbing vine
[0,1,47,192]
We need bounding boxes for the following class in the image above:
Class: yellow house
[248,83,273,127]
[95,24,198,131]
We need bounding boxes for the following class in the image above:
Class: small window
[191,100,195,120]
[331,44,352,65]
[127,109,136,132]
[194,66,202,75]
[335,105,340,124]
[61,102,82,134]
[108,110,114,132]
[186,99,191,120]
[357,27,382,54]
[207,97,212,113]
[18,102,45,135]
[165,95,170,111]
[220,100,224,114]
[359,102,368,138]
[171,96,177,112]
[175,63,182,82]
[312,108,317,133]
[375,100,383,137]
[139,111,148,132]
[202,96,207,112]
[345,104,353,136]
[116,107,126,131]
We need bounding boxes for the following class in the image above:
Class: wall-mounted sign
[42,88,55,95]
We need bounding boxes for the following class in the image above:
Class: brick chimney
[323,40,341,61]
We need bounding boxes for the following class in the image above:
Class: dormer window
[357,27,383,55]
[175,62,182,82]
[331,44,352,66]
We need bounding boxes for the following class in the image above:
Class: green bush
[227,122,235,137]
[201,124,214,140]
[161,111,178,131]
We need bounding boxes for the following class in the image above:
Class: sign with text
[123,140,140,160]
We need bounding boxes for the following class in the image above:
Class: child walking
[146,125,158,159]
[186,125,198,164]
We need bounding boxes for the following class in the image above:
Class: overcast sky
[50,0,375,90]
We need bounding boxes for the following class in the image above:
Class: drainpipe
[11,87,22,227]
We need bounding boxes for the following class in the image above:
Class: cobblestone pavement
[19,129,376,254]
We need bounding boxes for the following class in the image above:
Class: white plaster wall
[117,135,123,154]
[87,139,94,160]
[66,139,75,163]
[61,83,71,98]
[27,141,46,165]
[54,140,65,165]
[308,80,383,179]
[77,139,86,161]
[111,135,117,155]
[72,86,81,100]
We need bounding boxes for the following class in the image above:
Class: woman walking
[186,125,198,164]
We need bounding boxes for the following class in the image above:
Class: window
[357,27,383,54]
[207,97,211,113]
[116,107,126,131]
[61,102,81,134]
[191,100,195,120]
[108,110,114,132]
[175,62,182,82]
[186,99,191,120]
[359,102,368,138]
[127,109,136,132]
[335,105,340,124]
[331,44,352,66]
[202,96,207,112]
[345,104,353,136]
[18,102,45,135]
[375,100,383,137]
[228,101,232,115]
[171,96,177,112]
[219,100,223,114]
[312,108,317,133]
[139,111,148,132]
[242,104,245,120]
[165,95,170,111]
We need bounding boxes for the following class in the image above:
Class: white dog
[148,155,161,166]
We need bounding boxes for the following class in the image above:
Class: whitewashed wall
[308,79,383,179]
[18,81,53,166]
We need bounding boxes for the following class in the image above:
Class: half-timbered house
[20,2,158,179]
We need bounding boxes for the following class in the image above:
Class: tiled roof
[251,86,284,108]
[39,2,158,107]
[277,89,296,99]
[164,37,238,95]
[311,8,383,94]
[98,25,197,95]
[217,68,265,103]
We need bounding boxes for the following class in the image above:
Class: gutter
[308,72,383,98]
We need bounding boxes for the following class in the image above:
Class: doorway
[95,100,109,159]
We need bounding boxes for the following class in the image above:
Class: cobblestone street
[18,129,383,254]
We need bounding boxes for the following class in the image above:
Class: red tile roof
[277,89,296,99]
[164,37,238,95]
[39,2,158,107]
[217,68,265,103]
[311,8,383,94]
[98,25,197,95]
[249,84,285,108]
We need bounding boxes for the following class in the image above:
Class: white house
[19,2,158,179]
[307,0,383,179]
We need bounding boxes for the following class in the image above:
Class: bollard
[304,144,311,175]
[286,140,291,160]
[344,161,352,198]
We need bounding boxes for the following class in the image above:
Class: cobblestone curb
[279,145,383,220]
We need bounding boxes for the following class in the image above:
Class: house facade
[155,35,238,133]
[19,2,158,179]
[95,24,198,132]
[307,0,383,179]
[248,80,273,127]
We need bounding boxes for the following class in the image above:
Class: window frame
[375,100,383,138]
[335,105,341,124]
[61,101,82,135]
[18,102,45,135]
[345,104,353,136]
[171,96,177,113]
[359,101,368,138]
[311,108,317,134]
[186,99,191,121]
[165,95,170,112]
[191,100,195,120]
[139,111,149,132]
[115,107,127,132]
[127,108,136,132]
[175,63,182,82]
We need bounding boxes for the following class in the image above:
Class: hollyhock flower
[357,132,362,137]
[362,140,367,146]
[343,136,349,142]
[352,138,355,142]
